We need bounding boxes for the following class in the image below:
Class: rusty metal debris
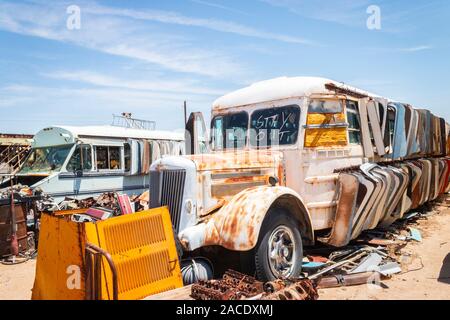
[316,271,381,289]
[261,279,318,300]
[1,185,38,263]
[41,191,143,218]
[57,193,118,212]
[191,269,318,301]
[191,269,263,300]
[0,184,37,202]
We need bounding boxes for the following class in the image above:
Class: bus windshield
[19,145,74,174]
[211,112,249,151]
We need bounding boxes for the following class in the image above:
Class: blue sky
[0,0,449,134]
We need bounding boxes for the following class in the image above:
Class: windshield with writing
[250,105,301,147]
[19,145,73,174]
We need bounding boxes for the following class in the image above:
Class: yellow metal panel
[85,207,183,300]
[305,112,348,147]
[307,113,346,125]
[32,214,86,300]
[305,128,348,147]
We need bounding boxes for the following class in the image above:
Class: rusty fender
[179,186,314,252]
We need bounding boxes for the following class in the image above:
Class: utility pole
[184,101,187,127]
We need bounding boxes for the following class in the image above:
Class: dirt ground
[0,259,35,300]
[1,204,449,300]
[319,205,450,300]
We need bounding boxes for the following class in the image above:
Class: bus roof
[213,76,384,110]
[32,125,184,147]
[56,125,184,141]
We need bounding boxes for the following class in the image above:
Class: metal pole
[184,101,187,126]
[10,178,18,256]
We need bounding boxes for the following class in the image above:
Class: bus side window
[387,107,396,152]
[109,147,121,169]
[346,101,362,144]
[124,143,131,172]
[67,145,92,172]
[96,146,108,170]
[95,146,122,170]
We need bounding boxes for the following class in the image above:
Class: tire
[254,209,303,282]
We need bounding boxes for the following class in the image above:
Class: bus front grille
[150,168,186,233]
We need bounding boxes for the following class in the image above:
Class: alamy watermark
[66,265,81,290]
[66,5,81,30]
[367,5,381,30]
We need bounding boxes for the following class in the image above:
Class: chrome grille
[150,169,186,233]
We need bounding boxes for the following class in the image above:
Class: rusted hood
[184,150,284,171]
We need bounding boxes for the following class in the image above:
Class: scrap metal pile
[0,184,41,264]
[321,158,450,247]
[191,198,445,301]
[305,200,444,286]
[191,269,318,301]
[38,191,150,223]
[0,184,40,203]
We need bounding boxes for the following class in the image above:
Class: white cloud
[0,83,212,131]
[260,0,371,27]
[85,3,313,45]
[189,0,250,16]
[43,70,227,96]
[399,46,433,52]
[365,45,434,53]
[0,1,243,78]
[0,83,213,106]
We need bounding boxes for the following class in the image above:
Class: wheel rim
[267,225,296,278]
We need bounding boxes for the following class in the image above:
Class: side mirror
[185,112,210,155]
[75,170,83,178]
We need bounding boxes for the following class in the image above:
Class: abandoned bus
[9,125,184,202]
[150,76,450,281]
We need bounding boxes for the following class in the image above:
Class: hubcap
[267,225,296,278]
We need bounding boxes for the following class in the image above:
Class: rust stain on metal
[191,269,263,300]
[200,186,312,251]
[261,278,318,300]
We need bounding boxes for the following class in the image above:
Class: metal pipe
[85,243,118,300]
[316,271,381,289]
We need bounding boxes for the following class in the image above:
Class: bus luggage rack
[112,113,156,131]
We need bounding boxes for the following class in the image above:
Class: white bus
[150,76,450,281]
[9,125,184,202]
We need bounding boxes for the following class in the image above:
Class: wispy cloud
[0,83,211,130]
[399,45,433,52]
[1,83,211,106]
[43,70,227,96]
[189,0,250,16]
[0,1,243,78]
[260,0,371,27]
[85,3,314,45]
[260,0,447,35]
[365,45,434,53]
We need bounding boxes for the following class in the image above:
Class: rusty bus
[150,77,450,281]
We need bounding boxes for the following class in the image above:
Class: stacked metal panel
[321,99,449,247]
[321,158,450,247]
[359,99,448,161]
